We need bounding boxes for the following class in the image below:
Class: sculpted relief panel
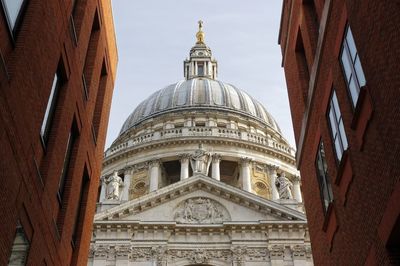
[174,197,231,224]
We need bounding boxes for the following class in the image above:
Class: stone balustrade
[105,126,294,157]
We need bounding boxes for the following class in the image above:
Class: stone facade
[90,22,313,265]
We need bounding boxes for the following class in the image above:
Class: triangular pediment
[94,174,306,223]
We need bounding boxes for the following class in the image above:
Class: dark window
[340,25,366,107]
[315,141,333,213]
[56,122,79,235]
[295,31,310,104]
[71,166,90,249]
[328,90,348,161]
[82,9,101,100]
[197,63,204,76]
[91,59,108,143]
[40,71,62,145]
[57,123,78,203]
[302,0,319,55]
[1,0,27,35]
[7,220,30,265]
[69,0,79,45]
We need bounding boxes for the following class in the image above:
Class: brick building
[278,0,400,265]
[0,0,117,265]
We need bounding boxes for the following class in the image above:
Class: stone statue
[196,20,205,44]
[190,144,211,175]
[105,171,124,200]
[275,172,293,199]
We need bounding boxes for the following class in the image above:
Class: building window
[1,0,27,34]
[92,59,108,144]
[57,124,78,203]
[82,9,101,100]
[71,167,90,249]
[197,63,204,76]
[340,25,366,107]
[315,141,333,214]
[40,72,62,145]
[328,90,348,161]
[7,221,30,265]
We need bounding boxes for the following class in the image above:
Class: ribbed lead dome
[119,78,281,135]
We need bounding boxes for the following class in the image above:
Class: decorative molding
[89,244,312,263]
[174,197,231,224]
[94,175,307,222]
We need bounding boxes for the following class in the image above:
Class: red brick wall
[0,0,117,265]
[279,0,400,265]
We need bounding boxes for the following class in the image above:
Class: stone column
[99,176,107,202]
[268,165,280,200]
[149,160,161,192]
[240,157,252,192]
[292,175,303,203]
[121,168,133,201]
[194,61,198,75]
[211,154,221,181]
[180,154,190,180]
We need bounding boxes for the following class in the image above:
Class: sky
[106,0,295,148]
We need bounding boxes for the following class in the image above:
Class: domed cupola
[103,21,298,205]
[184,20,218,80]
[119,22,282,136]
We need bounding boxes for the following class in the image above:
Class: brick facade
[0,0,117,265]
[279,0,400,265]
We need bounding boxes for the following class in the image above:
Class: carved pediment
[174,197,230,224]
[94,174,306,222]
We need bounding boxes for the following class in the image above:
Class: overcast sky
[106,0,295,148]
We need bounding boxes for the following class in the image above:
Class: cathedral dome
[119,78,281,135]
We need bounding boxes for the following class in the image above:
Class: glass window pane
[335,138,343,160]
[329,109,337,136]
[332,92,341,119]
[339,121,348,150]
[346,27,357,61]
[354,56,366,87]
[348,76,359,106]
[341,50,352,81]
[3,0,24,29]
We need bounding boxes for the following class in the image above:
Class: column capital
[179,153,191,162]
[292,175,301,183]
[122,165,134,175]
[212,153,221,163]
[240,157,253,166]
[266,164,279,171]
[149,159,161,168]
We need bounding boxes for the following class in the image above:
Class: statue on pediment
[275,172,293,199]
[190,144,211,175]
[105,171,124,200]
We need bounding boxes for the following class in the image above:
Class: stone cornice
[103,137,296,167]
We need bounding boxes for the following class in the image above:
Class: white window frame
[340,25,366,107]
[40,73,60,145]
[315,141,333,213]
[328,90,348,161]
